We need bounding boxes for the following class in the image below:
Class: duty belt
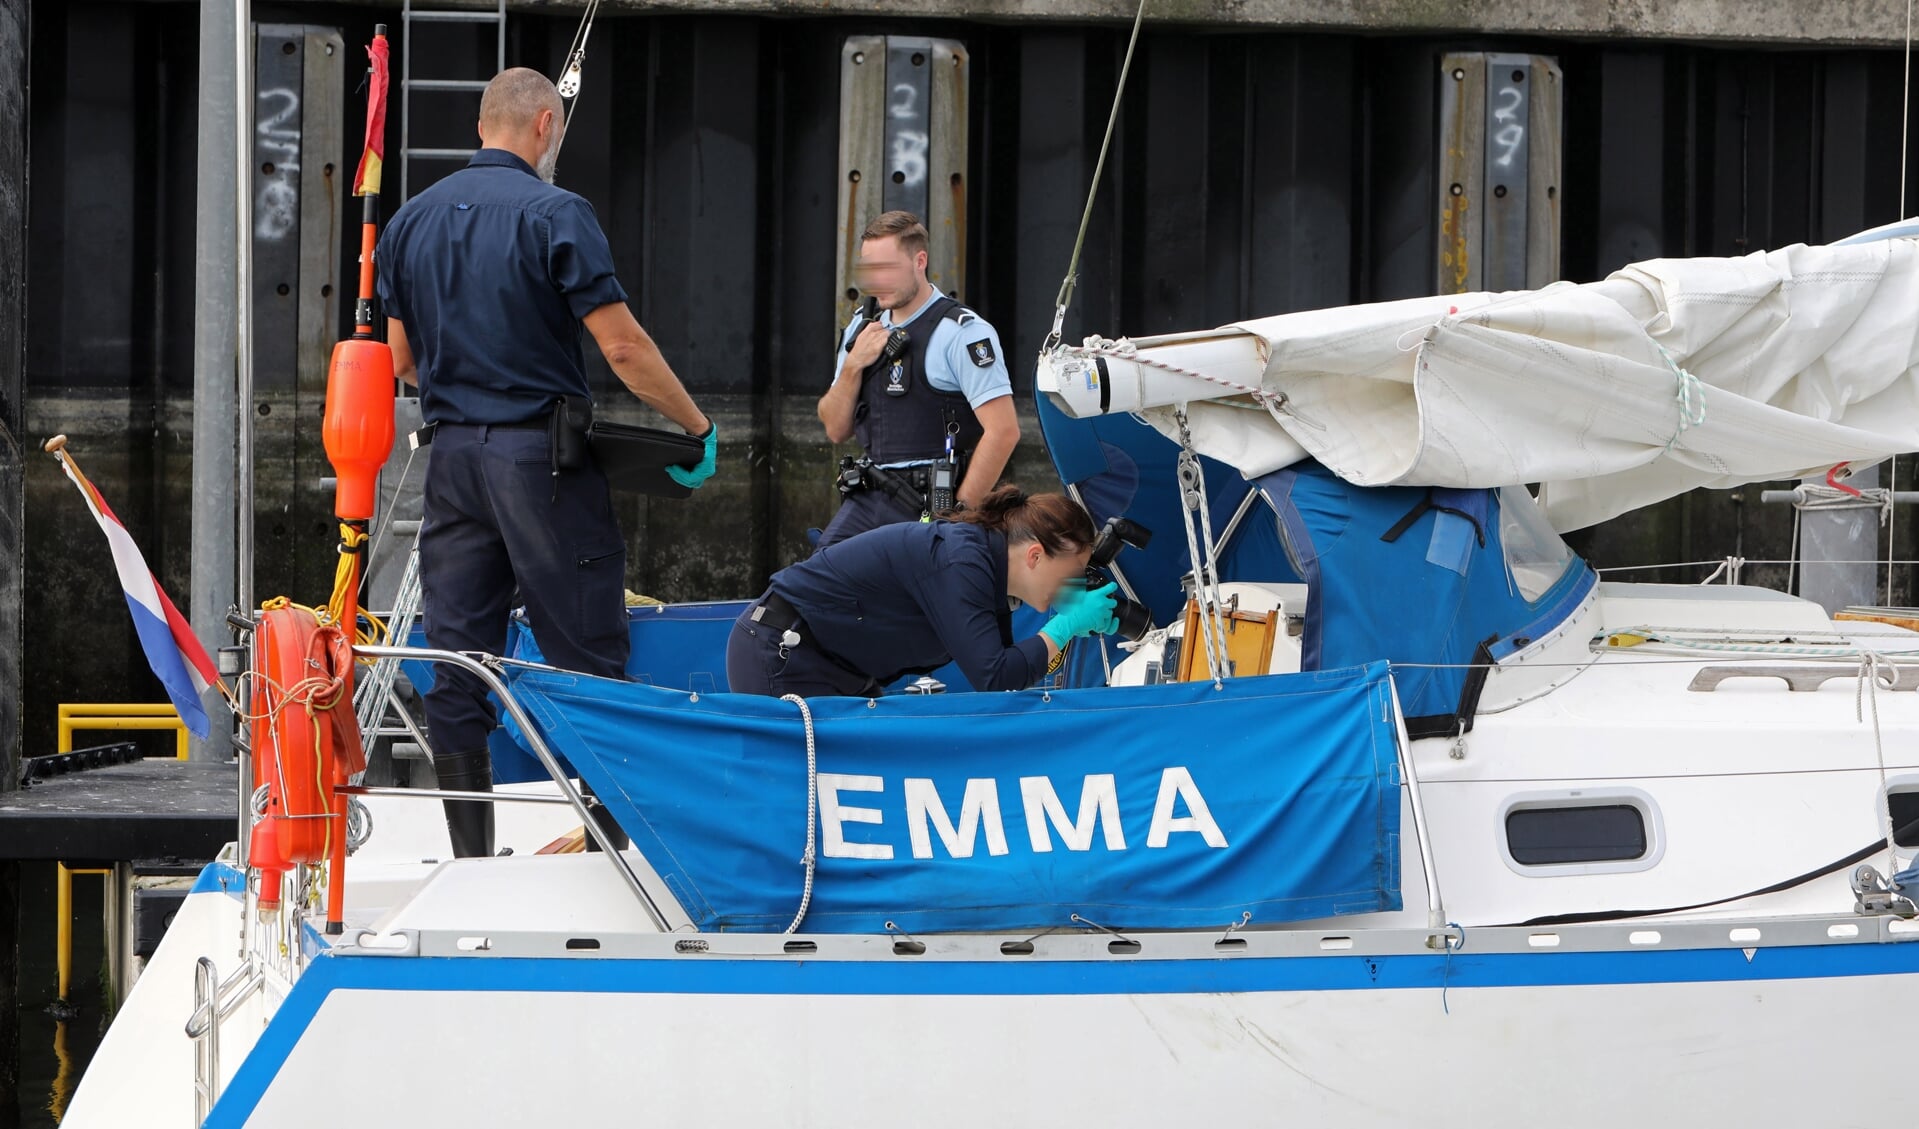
[750,592,807,635]
[410,416,549,449]
[750,593,883,695]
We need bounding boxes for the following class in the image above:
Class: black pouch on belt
[550,395,595,474]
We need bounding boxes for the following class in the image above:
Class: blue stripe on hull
[190,860,246,900]
[207,937,1919,1126]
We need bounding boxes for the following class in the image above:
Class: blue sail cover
[1034,391,1304,690]
[1035,391,1596,732]
[505,661,1403,934]
[1257,463,1595,734]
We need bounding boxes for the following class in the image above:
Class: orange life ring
[249,605,367,868]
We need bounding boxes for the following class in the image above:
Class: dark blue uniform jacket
[770,522,1052,692]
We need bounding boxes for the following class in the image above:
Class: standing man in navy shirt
[815,211,1020,549]
[378,68,716,858]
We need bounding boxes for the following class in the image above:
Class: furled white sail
[1038,235,1919,530]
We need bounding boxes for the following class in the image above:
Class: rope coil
[1788,482,1894,522]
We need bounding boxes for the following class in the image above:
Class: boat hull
[201,932,1919,1128]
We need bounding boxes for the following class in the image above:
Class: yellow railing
[53,702,189,1001]
[57,702,189,760]
[55,864,112,1002]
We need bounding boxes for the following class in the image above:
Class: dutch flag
[57,453,221,739]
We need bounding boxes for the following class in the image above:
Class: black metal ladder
[399,0,507,202]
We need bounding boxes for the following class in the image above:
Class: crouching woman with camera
[726,487,1120,698]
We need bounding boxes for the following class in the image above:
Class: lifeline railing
[347,645,672,931]
[189,644,673,1123]
[192,643,1455,1122]
[341,646,1446,946]
[339,645,1446,945]
[1384,674,1452,947]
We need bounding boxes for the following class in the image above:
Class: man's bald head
[480,68,563,132]
[477,68,565,182]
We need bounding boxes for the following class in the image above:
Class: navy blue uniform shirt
[376,149,628,425]
[769,521,1053,692]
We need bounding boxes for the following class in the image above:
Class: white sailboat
[58,228,1919,1128]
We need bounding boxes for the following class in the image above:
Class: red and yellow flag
[351,33,390,196]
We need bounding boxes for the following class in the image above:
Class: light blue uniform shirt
[832,287,1013,466]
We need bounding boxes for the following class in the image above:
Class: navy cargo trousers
[419,422,630,761]
[815,487,921,551]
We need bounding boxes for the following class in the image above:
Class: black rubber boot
[436,747,495,859]
[581,780,629,853]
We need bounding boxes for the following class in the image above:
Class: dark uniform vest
[849,295,987,464]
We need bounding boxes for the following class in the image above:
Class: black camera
[1085,516,1155,643]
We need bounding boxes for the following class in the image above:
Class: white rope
[779,694,819,935]
[1695,556,1745,586]
[1604,626,1919,662]
[1785,481,1896,521]
[1610,623,1869,641]
[1856,652,1901,877]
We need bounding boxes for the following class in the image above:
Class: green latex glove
[1040,581,1118,649]
[668,421,718,489]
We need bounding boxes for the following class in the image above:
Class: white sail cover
[1124,236,1919,531]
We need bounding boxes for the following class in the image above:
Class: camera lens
[1087,531,1120,571]
[1111,598,1154,644]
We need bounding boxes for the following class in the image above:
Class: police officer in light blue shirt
[815,210,1021,549]
[379,68,715,858]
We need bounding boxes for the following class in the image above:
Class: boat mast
[235,0,254,615]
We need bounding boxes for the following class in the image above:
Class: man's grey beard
[536,131,562,183]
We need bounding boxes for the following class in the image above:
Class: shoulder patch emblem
[968,338,997,368]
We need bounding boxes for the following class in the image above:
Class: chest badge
[885,360,908,396]
[968,338,997,368]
